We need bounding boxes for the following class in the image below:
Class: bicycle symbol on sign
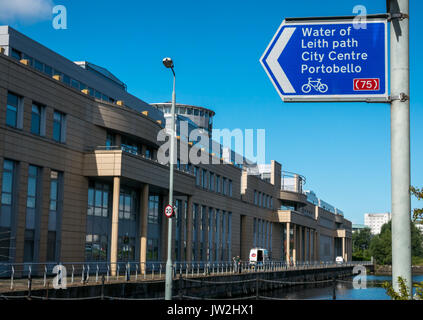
[301,78,329,93]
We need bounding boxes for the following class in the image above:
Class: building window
[119,188,136,220]
[0,160,15,262]
[88,182,110,217]
[31,103,46,136]
[209,173,214,191]
[44,65,53,77]
[11,48,22,60]
[1,160,14,206]
[6,92,22,128]
[208,208,214,261]
[47,170,63,262]
[216,175,221,193]
[194,167,200,186]
[228,180,233,197]
[106,132,115,150]
[85,234,108,261]
[24,165,40,262]
[118,235,135,262]
[121,136,139,155]
[202,169,207,189]
[147,239,159,261]
[26,165,38,209]
[53,111,66,143]
[148,194,160,224]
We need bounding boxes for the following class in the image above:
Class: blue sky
[1,0,422,224]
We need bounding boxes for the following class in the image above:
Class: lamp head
[162,57,174,69]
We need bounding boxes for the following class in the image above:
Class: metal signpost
[260,0,411,296]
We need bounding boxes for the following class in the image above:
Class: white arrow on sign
[260,25,296,94]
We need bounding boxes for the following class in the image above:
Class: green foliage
[352,249,371,261]
[410,186,423,222]
[369,220,423,265]
[383,277,423,300]
[353,228,372,251]
[382,277,411,300]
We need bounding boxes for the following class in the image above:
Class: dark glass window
[119,189,135,220]
[46,231,56,262]
[87,182,109,217]
[31,104,41,135]
[34,60,43,72]
[63,74,71,85]
[147,239,159,261]
[6,92,19,128]
[26,165,38,209]
[106,132,115,150]
[1,160,14,206]
[23,230,34,262]
[71,79,79,89]
[11,48,22,60]
[44,65,53,77]
[148,194,159,224]
[53,111,65,142]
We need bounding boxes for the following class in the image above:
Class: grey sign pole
[389,0,412,296]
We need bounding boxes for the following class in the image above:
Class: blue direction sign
[260,18,388,102]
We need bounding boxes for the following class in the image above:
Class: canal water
[266,275,423,300]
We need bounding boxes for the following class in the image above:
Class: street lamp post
[163,57,176,300]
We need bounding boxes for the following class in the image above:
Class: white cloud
[0,0,54,23]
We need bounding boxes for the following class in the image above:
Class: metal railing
[0,260,373,292]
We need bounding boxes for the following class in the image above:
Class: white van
[336,256,344,264]
[249,248,269,267]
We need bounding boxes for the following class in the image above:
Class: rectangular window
[208,208,213,261]
[1,160,14,206]
[227,212,232,260]
[44,65,53,77]
[53,111,66,143]
[63,74,71,85]
[31,103,45,136]
[222,178,227,195]
[26,165,39,209]
[194,167,200,186]
[6,92,20,128]
[47,170,62,262]
[148,194,160,224]
[11,48,22,60]
[119,188,135,220]
[87,182,109,217]
[216,175,221,193]
[209,173,214,191]
[202,169,207,189]
[228,180,233,197]
[106,131,115,150]
[34,60,43,72]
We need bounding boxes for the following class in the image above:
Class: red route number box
[353,78,380,91]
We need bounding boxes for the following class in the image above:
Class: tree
[353,228,372,251]
[352,228,372,261]
[369,220,423,265]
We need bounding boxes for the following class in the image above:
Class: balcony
[83,147,195,195]
[275,209,318,228]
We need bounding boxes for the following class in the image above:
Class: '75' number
[353,78,380,91]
